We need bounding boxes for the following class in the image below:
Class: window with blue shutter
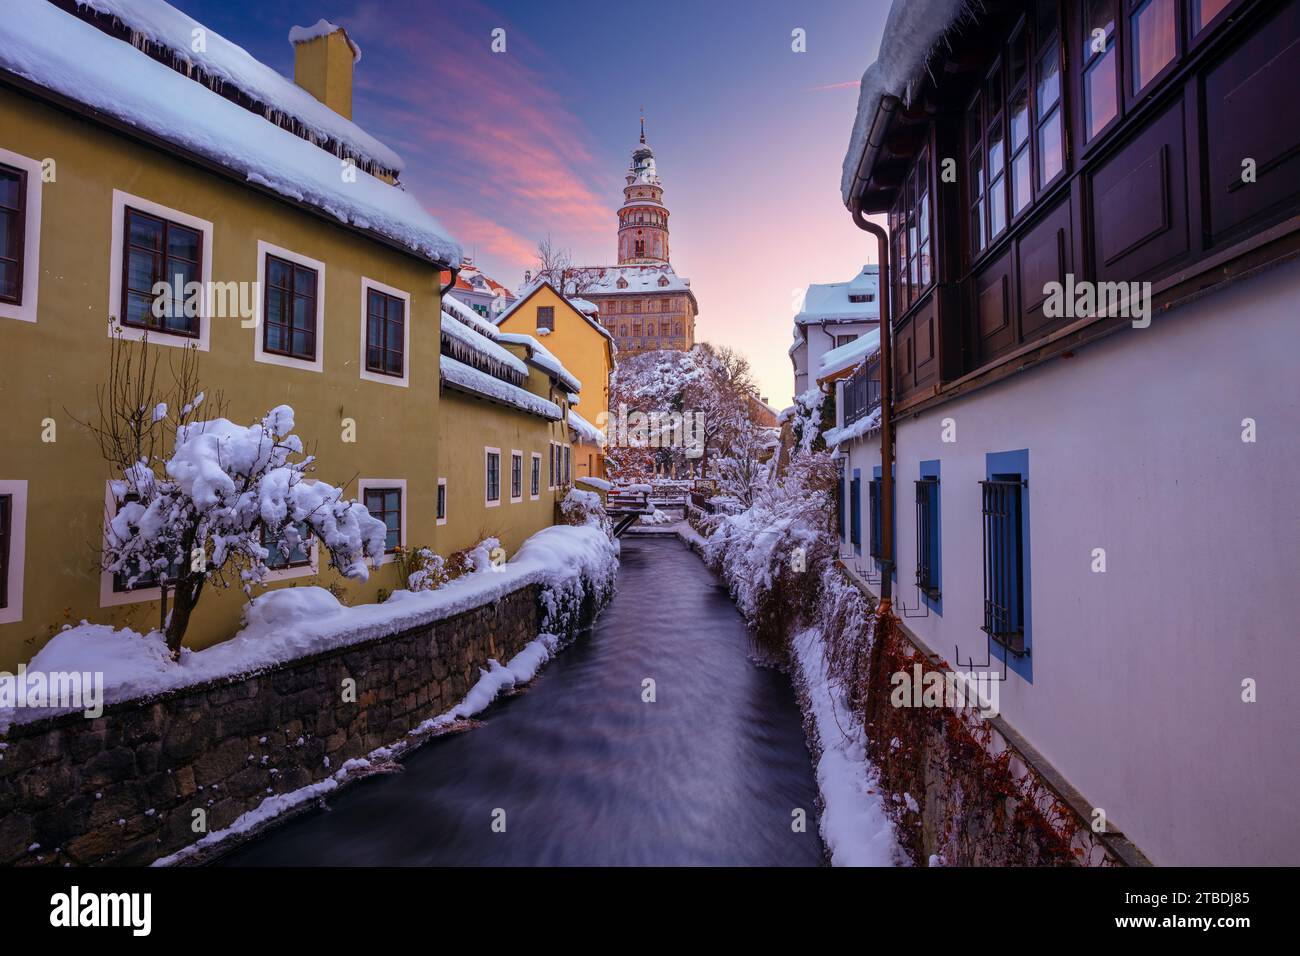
[849,469,861,553]
[916,459,941,613]
[982,449,1032,681]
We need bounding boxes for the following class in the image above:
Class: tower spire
[639,107,645,144]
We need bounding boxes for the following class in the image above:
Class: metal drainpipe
[851,205,894,613]
[439,265,461,298]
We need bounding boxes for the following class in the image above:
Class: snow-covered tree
[85,329,388,657]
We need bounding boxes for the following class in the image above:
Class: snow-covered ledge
[0,524,618,867]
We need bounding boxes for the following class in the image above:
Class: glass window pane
[1009,27,1028,86]
[1038,109,1064,185]
[987,118,1005,178]
[385,350,402,374]
[1034,0,1058,47]
[167,225,200,261]
[1010,88,1030,149]
[1085,0,1116,59]
[294,266,316,297]
[292,329,311,357]
[128,212,163,250]
[367,316,383,346]
[266,323,284,353]
[127,249,160,293]
[966,102,982,152]
[919,191,930,242]
[268,258,290,288]
[1012,149,1032,215]
[367,344,383,369]
[293,296,312,331]
[920,240,931,286]
[0,260,14,300]
[0,213,12,258]
[1195,0,1231,30]
[0,170,21,209]
[1037,45,1061,109]
[1132,0,1176,93]
[972,200,985,253]
[166,256,197,288]
[989,176,1006,238]
[125,291,153,326]
[1085,51,1118,139]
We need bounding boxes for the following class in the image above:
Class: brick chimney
[290,19,360,119]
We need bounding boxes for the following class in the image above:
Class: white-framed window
[485,447,501,507]
[359,277,411,387]
[0,148,42,325]
[563,444,572,485]
[530,453,541,500]
[0,480,28,624]
[99,481,167,608]
[436,477,447,526]
[510,450,523,503]
[109,189,213,350]
[260,520,320,583]
[254,240,325,373]
[358,478,406,564]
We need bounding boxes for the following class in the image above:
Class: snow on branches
[87,328,387,656]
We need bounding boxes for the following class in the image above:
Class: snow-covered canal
[220,535,826,866]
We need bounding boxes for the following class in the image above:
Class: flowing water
[221,534,825,866]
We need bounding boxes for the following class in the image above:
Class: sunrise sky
[172,0,893,404]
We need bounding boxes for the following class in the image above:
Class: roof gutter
[844,93,900,212]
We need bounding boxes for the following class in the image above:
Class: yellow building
[0,2,571,669]
[493,280,615,481]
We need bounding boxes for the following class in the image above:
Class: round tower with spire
[617,114,670,264]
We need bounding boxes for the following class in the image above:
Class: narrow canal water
[221,535,826,866]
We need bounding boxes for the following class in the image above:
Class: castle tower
[617,117,670,264]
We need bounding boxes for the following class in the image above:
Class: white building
[789,265,880,399]
[835,0,1300,865]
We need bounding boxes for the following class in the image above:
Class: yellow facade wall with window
[0,88,560,670]
[495,281,614,480]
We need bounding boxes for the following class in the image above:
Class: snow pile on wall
[6,524,617,723]
[576,476,612,492]
[440,355,561,420]
[841,0,971,206]
[2,0,461,265]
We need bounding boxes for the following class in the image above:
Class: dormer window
[617,277,628,289]
[658,276,669,287]
[848,292,875,303]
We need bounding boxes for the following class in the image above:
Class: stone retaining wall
[0,584,543,866]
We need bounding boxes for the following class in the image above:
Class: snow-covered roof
[818,328,881,380]
[1,0,461,266]
[444,293,502,340]
[573,263,692,296]
[842,0,970,207]
[288,19,362,62]
[74,0,398,173]
[569,297,599,316]
[440,355,561,421]
[495,279,616,349]
[440,312,528,380]
[568,409,605,446]
[497,332,582,395]
[795,267,881,325]
[824,407,882,448]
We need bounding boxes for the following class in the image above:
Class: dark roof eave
[844,92,901,214]
[440,377,562,421]
[0,69,455,271]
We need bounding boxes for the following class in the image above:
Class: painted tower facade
[570,120,698,356]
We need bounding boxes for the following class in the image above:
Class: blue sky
[170,0,892,402]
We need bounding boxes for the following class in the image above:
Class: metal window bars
[915,476,940,598]
[980,476,1027,655]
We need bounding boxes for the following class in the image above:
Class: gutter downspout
[848,93,899,613]
[852,206,894,614]
[439,264,461,298]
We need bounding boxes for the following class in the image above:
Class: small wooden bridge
[605,489,652,538]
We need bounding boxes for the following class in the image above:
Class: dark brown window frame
[363,487,402,554]
[364,287,405,378]
[436,481,447,521]
[0,493,11,609]
[536,305,555,331]
[120,206,203,338]
[486,451,501,502]
[262,253,318,362]
[890,148,933,308]
[0,163,26,307]
[511,452,523,500]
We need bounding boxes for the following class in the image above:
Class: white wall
[844,256,1300,865]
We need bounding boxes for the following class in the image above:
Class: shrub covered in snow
[702,451,838,647]
[559,487,611,536]
[395,546,448,593]
[84,331,388,656]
